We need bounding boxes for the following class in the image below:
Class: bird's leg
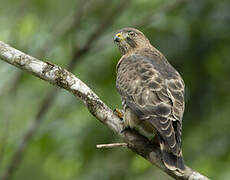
[114,108,124,120]
[114,108,130,133]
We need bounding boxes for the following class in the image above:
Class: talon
[114,108,124,120]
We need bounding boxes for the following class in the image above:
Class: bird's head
[113,27,150,55]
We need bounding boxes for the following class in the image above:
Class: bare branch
[96,143,128,148]
[0,41,209,180]
[0,1,129,179]
[7,0,88,95]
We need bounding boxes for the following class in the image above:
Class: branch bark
[96,143,128,148]
[0,41,209,180]
[1,1,129,179]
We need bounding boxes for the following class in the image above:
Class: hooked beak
[113,32,125,42]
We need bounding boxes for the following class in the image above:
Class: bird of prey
[114,27,185,171]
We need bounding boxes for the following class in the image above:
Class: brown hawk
[114,27,185,171]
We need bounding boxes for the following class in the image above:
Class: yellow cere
[115,33,125,40]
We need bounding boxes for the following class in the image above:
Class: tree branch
[96,143,128,148]
[7,0,88,95]
[0,41,209,180]
[1,1,129,179]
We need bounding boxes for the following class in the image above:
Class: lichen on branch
[0,41,209,180]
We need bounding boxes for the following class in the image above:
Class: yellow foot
[114,108,124,120]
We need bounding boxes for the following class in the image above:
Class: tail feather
[162,150,185,171]
[157,132,185,171]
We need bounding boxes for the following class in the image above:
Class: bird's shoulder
[116,47,185,121]
[117,47,183,82]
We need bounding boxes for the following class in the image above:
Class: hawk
[114,27,185,171]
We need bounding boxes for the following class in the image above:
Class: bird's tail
[157,132,185,171]
[162,150,185,172]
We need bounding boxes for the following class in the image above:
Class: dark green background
[0,0,230,179]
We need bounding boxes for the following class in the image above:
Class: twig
[0,1,129,180]
[96,143,128,148]
[0,41,210,180]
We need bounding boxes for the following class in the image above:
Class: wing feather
[116,54,185,155]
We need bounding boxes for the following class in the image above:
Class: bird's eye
[129,32,135,36]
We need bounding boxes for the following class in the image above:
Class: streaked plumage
[114,28,185,171]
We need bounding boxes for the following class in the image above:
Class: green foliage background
[0,0,230,179]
